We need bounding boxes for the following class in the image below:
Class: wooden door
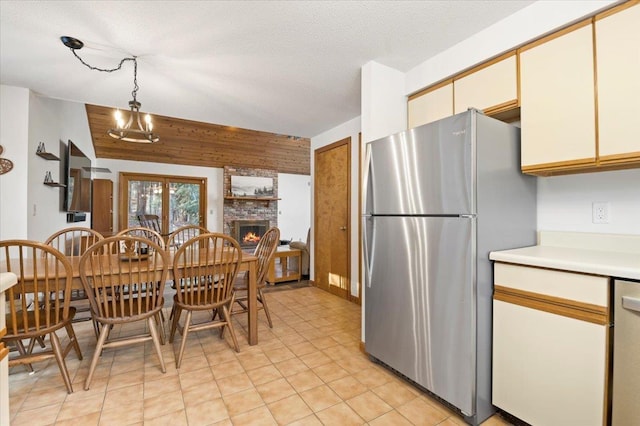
[314,138,350,299]
[91,179,113,235]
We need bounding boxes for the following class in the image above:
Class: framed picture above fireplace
[231,175,274,198]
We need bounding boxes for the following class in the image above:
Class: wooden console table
[267,245,301,284]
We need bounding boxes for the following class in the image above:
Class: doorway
[314,137,351,300]
[119,172,207,235]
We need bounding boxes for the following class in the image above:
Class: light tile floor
[8,286,514,425]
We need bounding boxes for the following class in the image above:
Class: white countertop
[490,231,640,280]
[0,272,18,293]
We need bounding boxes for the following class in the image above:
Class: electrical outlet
[592,202,610,224]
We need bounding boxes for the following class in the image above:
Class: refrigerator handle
[362,215,374,288]
[363,144,373,215]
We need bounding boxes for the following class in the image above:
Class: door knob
[340,226,347,230]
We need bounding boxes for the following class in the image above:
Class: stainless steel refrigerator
[363,109,536,425]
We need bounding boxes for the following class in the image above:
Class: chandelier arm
[123,108,135,130]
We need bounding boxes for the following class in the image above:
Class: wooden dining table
[1,250,262,345]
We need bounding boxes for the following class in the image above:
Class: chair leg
[169,306,182,343]
[147,317,166,374]
[258,288,273,328]
[221,305,240,353]
[64,322,83,360]
[27,337,46,350]
[154,312,166,345]
[14,340,34,373]
[85,324,110,390]
[175,310,192,369]
[49,331,73,394]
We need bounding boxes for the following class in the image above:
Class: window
[119,172,207,235]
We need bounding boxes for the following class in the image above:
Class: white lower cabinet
[492,263,610,425]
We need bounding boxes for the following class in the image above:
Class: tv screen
[65,140,92,212]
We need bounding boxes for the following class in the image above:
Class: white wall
[0,88,93,241]
[0,85,30,240]
[310,116,361,297]
[27,94,95,241]
[277,173,311,243]
[361,61,406,143]
[538,169,640,235]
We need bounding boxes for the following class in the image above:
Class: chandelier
[61,36,159,143]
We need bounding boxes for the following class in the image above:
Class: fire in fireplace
[231,220,270,248]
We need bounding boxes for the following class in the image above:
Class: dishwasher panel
[612,279,640,426]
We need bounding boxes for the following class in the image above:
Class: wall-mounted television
[65,140,92,214]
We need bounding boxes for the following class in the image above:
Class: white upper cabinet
[595,3,640,163]
[406,3,640,176]
[407,82,453,129]
[520,23,596,172]
[454,54,517,115]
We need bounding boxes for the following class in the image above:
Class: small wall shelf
[38,150,63,186]
[36,151,61,161]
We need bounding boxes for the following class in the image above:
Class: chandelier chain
[69,49,139,102]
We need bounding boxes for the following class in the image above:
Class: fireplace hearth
[232,220,270,248]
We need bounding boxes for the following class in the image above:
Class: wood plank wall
[86,104,311,175]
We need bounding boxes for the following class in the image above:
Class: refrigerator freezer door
[365,112,473,216]
[364,215,475,415]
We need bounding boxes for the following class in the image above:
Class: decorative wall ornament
[0,145,14,175]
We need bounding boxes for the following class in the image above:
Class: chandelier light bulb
[114,109,123,128]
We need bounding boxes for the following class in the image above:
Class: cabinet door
[91,178,113,235]
[407,82,453,128]
[454,55,517,115]
[596,3,640,163]
[493,300,607,426]
[520,23,596,172]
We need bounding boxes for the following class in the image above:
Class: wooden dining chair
[44,227,104,324]
[117,226,166,250]
[44,227,104,256]
[167,225,208,249]
[170,233,243,368]
[79,235,169,390]
[0,240,83,393]
[166,224,209,320]
[137,214,162,234]
[231,227,280,328]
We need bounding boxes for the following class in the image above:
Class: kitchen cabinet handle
[622,296,640,313]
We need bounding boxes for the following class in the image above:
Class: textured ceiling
[0,1,534,138]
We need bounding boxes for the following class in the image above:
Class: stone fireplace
[232,220,270,248]
[223,166,278,247]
